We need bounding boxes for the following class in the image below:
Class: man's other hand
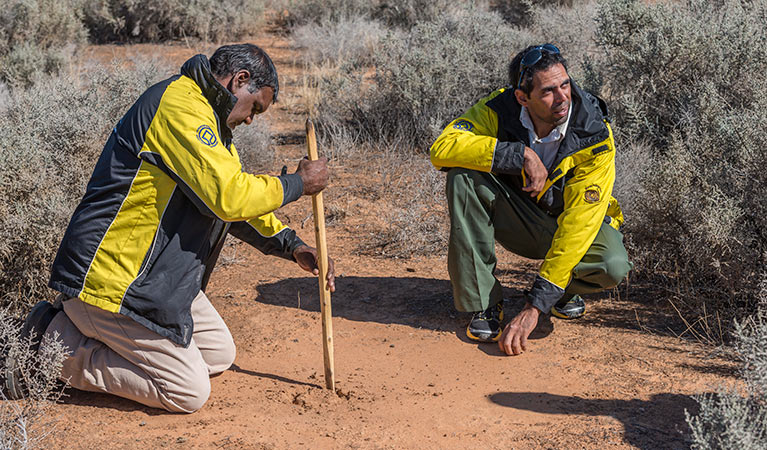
[296,157,329,196]
[499,303,540,355]
[522,147,547,198]
[293,245,336,292]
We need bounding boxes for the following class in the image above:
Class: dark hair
[209,43,279,102]
[508,45,568,95]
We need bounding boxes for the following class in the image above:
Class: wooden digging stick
[305,118,335,391]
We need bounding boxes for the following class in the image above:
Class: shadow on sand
[256,275,463,332]
[60,364,321,412]
[489,391,698,449]
[256,275,555,356]
[256,275,552,331]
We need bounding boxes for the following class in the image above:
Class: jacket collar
[180,55,237,146]
[486,79,610,160]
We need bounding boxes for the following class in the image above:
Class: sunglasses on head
[516,44,560,90]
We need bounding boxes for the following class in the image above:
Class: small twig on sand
[624,271,630,302]
[634,309,649,333]
[301,213,312,229]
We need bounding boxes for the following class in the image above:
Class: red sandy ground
[46,33,736,449]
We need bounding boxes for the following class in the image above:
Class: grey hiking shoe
[466,301,504,342]
[5,301,61,400]
[551,294,585,320]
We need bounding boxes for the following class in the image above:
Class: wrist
[296,172,308,195]
[523,146,533,161]
[523,302,542,316]
[292,244,309,257]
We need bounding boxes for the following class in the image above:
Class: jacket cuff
[491,141,525,174]
[278,173,304,206]
[286,233,308,262]
[527,275,565,313]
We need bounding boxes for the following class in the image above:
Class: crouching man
[430,44,632,355]
[7,43,335,412]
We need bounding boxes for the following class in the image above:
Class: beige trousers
[45,291,236,413]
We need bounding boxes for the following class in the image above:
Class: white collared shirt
[519,105,572,170]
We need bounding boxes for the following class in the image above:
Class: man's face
[226,75,274,130]
[515,63,571,134]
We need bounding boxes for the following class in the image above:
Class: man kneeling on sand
[7,43,335,413]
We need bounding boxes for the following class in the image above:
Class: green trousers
[446,168,632,313]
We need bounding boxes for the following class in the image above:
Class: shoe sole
[550,308,585,320]
[466,327,502,342]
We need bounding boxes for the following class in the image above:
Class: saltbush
[0,0,86,87]
[81,0,266,43]
[589,0,767,316]
[0,60,165,313]
[233,119,275,174]
[490,0,579,27]
[277,0,458,28]
[314,7,538,152]
[525,0,600,83]
[686,312,767,449]
[275,0,377,27]
[0,308,68,449]
[292,15,387,67]
[373,0,462,28]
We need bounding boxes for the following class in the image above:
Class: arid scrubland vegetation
[1,0,766,447]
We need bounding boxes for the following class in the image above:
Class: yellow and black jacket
[431,81,624,313]
[50,55,305,346]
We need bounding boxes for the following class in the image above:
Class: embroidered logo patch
[584,184,601,203]
[196,125,218,147]
[453,120,475,132]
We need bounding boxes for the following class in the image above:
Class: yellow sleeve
[141,91,284,222]
[430,90,503,172]
[246,212,287,237]
[229,212,305,260]
[539,141,616,289]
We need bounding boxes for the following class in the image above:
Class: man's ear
[234,70,251,89]
[514,88,528,107]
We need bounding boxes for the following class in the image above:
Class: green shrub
[490,0,580,27]
[81,0,266,43]
[0,0,86,87]
[313,7,538,152]
[290,15,390,153]
[292,15,387,67]
[592,0,767,146]
[525,0,600,82]
[686,313,767,449]
[0,308,68,449]
[275,0,376,27]
[373,0,463,28]
[276,0,459,28]
[688,389,767,450]
[0,60,166,313]
[233,119,275,174]
[588,0,767,316]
